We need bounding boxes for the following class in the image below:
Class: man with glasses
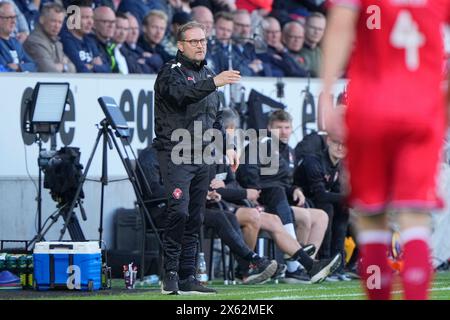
[91,6,117,72]
[293,125,350,282]
[257,16,307,77]
[298,12,326,77]
[0,1,35,71]
[282,21,307,72]
[153,21,241,295]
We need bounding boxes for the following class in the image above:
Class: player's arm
[320,4,358,139]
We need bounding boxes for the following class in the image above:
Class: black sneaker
[243,258,277,284]
[161,271,179,295]
[178,275,217,295]
[308,253,342,284]
[272,263,287,280]
[282,267,311,284]
[302,244,316,257]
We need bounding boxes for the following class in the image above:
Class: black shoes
[243,258,277,284]
[178,275,217,295]
[282,267,311,284]
[302,244,316,257]
[308,253,342,284]
[161,271,179,295]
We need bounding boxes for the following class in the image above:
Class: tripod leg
[58,127,104,241]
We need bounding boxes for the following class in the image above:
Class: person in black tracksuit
[236,110,341,283]
[294,137,349,279]
[153,21,240,295]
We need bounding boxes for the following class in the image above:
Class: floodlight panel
[32,83,69,123]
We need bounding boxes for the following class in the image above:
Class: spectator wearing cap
[0,1,36,71]
[23,3,76,73]
[282,21,307,72]
[123,12,162,73]
[161,10,191,57]
[138,9,173,63]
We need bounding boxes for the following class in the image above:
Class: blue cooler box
[33,242,102,291]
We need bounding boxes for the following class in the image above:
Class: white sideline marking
[261,286,450,300]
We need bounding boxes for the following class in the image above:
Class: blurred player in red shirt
[320,0,450,300]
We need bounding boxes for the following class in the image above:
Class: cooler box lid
[34,242,101,254]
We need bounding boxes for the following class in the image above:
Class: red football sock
[358,230,393,300]
[400,227,433,300]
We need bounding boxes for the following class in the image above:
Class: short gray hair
[221,108,240,129]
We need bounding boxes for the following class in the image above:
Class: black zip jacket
[236,136,298,197]
[153,50,222,152]
[293,151,344,205]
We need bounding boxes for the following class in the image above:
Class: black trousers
[316,202,349,272]
[204,207,254,271]
[259,186,295,225]
[157,151,210,280]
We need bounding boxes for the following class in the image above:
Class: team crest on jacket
[172,188,183,199]
[187,76,195,81]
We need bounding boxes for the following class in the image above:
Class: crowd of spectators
[0,0,328,75]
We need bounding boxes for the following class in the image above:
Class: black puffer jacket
[153,50,222,152]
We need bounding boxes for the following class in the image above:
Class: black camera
[43,147,84,205]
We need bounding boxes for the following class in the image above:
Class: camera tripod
[27,198,86,250]
[59,116,163,279]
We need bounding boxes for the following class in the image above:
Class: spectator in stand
[123,12,163,73]
[191,5,213,38]
[61,0,109,73]
[138,10,173,63]
[191,0,236,13]
[207,11,234,73]
[236,0,272,14]
[14,0,41,32]
[0,1,36,71]
[91,6,117,72]
[161,10,192,57]
[111,11,130,74]
[257,16,307,77]
[3,0,29,43]
[116,0,164,27]
[282,21,307,73]
[23,2,76,73]
[231,9,265,76]
[298,12,326,77]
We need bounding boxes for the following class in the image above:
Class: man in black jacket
[236,110,341,283]
[294,135,350,281]
[153,21,240,295]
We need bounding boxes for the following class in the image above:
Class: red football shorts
[344,110,445,214]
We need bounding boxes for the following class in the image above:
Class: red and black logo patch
[172,188,183,200]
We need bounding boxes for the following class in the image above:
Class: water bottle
[26,255,33,289]
[196,252,208,284]
[6,255,18,275]
[18,255,27,288]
